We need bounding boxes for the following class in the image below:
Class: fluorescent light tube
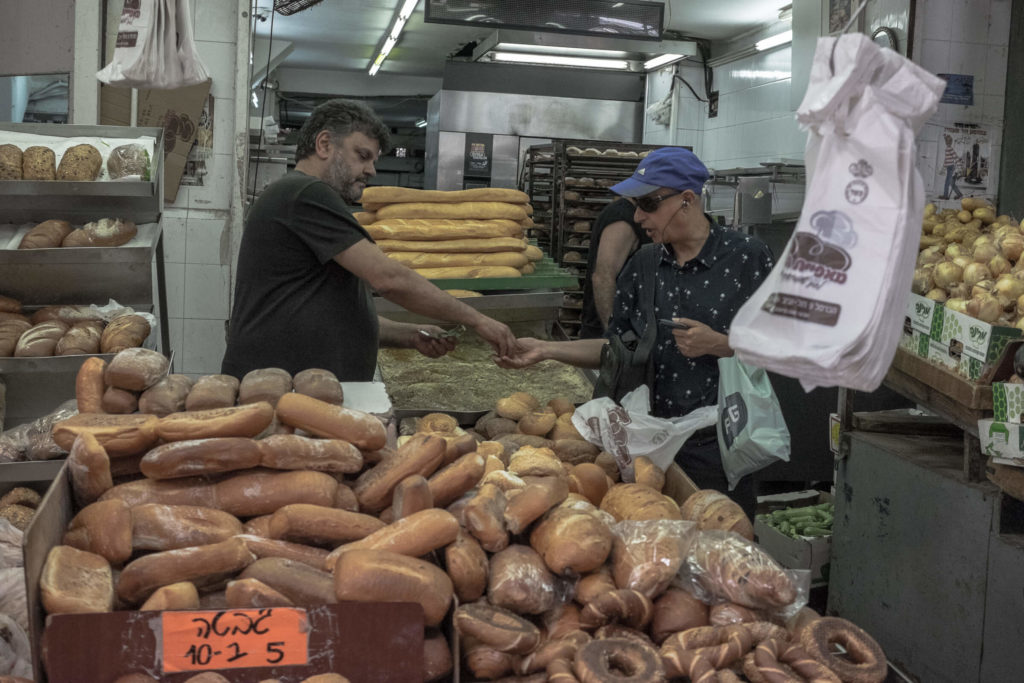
[755,30,792,51]
[368,0,420,76]
[415,119,428,128]
[494,42,631,58]
[644,53,684,70]
[489,51,631,70]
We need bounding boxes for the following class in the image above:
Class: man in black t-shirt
[579,197,650,339]
[222,100,518,381]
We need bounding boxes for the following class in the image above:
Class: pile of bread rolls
[356,187,544,279]
[37,368,887,682]
[0,141,148,182]
[0,296,150,358]
[15,217,138,249]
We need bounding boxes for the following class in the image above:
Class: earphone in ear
[682,201,690,208]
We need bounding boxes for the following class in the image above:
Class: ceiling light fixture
[368,0,420,76]
[493,42,631,59]
[488,51,632,70]
[414,119,428,128]
[755,30,793,51]
[643,53,684,71]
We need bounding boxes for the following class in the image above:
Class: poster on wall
[180,95,214,187]
[932,126,992,208]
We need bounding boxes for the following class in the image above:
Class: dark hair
[294,99,391,162]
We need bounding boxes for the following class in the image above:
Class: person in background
[496,148,775,517]
[578,195,650,339]
[939,133,963,200]
[222,99,518,381]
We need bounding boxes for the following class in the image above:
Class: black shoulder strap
[635,245,661,387]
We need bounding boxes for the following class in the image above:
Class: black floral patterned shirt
[607,220,775,419]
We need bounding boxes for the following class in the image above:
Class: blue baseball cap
[610,147,710,197]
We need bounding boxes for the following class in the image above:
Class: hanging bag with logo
[727,33,945,392]
[716,356,790,490]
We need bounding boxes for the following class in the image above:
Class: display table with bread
[0,123,170,431]
[10,351,893,682]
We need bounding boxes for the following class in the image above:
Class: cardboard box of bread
[357,187,544,279]
[27,353,891,682]
[0,295,150,359]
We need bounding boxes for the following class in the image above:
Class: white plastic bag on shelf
[728,34,945,392]
[572,385,717,481]
[97,0,208,89]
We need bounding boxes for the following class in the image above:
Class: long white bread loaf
[376,202,528,222]
[366,218,522,241]
[413,266,523,279]
[362,186,529,205]
[378,237,527,253]
[387,252,530,269]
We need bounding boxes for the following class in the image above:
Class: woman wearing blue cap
[497,147,775,517]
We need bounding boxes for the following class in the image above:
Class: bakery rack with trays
[519,145,555,251]
[0,123,170,429]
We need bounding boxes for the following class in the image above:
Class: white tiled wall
[158,1,245,377]
[912,0,1010,206]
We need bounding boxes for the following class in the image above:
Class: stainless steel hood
[470,29,699,66]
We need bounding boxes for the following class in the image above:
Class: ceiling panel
[254,0,790,79]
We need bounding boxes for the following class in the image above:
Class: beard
[323,153,367,204]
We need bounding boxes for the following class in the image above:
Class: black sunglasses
[635,191,681,213]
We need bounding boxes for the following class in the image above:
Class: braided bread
[454,602,541,655]
[572,637,665,683]
[799,617,887,683]
[688,531,797,609]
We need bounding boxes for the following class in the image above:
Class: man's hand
[473,316,519,357]
[671,318,732,358]
[494,337,547,369]
[410,325,457,358]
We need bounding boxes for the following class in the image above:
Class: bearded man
[223,99,517,380]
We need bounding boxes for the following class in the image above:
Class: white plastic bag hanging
[728,34,945,392]
[97,0,209,89]
[571,385,717,481]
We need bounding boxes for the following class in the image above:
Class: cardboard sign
[137,78,212,203]
[161,608,309,674]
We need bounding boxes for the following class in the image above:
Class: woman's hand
[670,318,732,358]
[494,337,548,369]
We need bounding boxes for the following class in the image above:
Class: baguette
[268,503,386,546]
[101,476,218,508]
[463,483,509,553]
[391,474,433,521]
[139,437,264,479]
[256,434,363,473]
[61,499,133,565]
[18,219,72,249]
[324,508,459,568]
[215,470,340,518]
[235,534,331,569]
[52,413,160,457]
[362,187,529,205]
[503,476,570,535]
[365,218,522,241]
[428,451,486,508]
[75,356,108,414]
[414,266,523,280]
[352,434,446,512]
[333,549,454,627]
[376,201,527,222]
[445,531,489,603]
[377,237,526,253]
[67,432,113,507]
[155,402,275,441]
[239,557,336,606]
[387,251,530,269]
[225,578,293,608]
[130,504,243,551]
[276,392,387,450]
[139,582,200,611]
[117,537,256,604]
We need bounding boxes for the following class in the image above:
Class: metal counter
[376,289,565,325]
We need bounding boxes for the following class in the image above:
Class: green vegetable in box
[757,501,834,539]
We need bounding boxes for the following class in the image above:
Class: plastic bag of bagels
[679,529,810,620]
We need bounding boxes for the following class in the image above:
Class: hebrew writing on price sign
[161,607,310,673]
